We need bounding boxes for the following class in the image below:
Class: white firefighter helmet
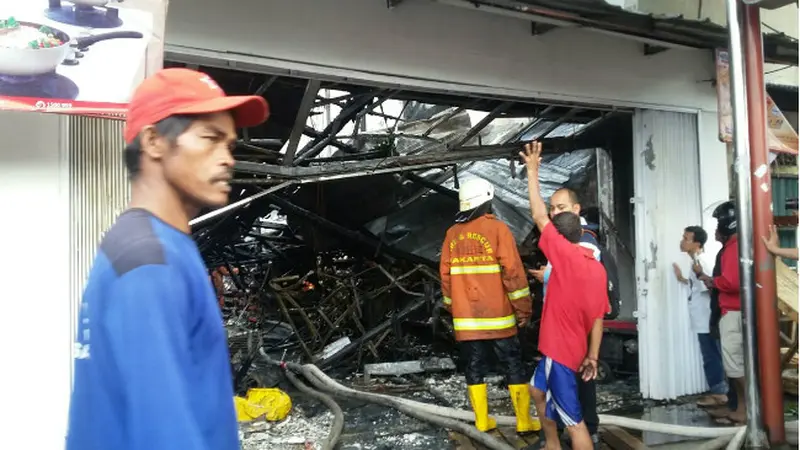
[458,178,495,212]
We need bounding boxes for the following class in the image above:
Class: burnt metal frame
[283,79,322,165]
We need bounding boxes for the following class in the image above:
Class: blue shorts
[530,356,583,427]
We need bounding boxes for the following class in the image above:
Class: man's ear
[139,125,168,161]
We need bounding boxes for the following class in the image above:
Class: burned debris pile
[196,184,456,395]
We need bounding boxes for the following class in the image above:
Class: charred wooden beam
[284,79,322,165]
[294,91,388,164]
[449,101,513,149]
[318,294,431,369]
[235,146,518,182]
[303,127,359,153]
[537,108,580,139]
[403,173,459,199]
[508,105,557,143]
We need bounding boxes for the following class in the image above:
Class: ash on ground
[240,373,642,449]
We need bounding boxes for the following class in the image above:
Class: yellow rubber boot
[467,384,497,432]
[508,384,541,433]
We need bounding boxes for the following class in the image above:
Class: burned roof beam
[402,172,459,200]
[314,92,371,107]
[283,79,322,166]
[574,111,617,138]
[235,145,519,182]
[449,101,513,149]
[237,141,283,155]
[303,127,359,153]
[398,162,477,209]
[508,105,557,143]
[537,108,580,139]
[293,90,390,165]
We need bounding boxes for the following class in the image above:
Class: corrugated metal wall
[633,109,707,400]
[68,117,130,366]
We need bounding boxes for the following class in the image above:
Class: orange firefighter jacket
[439,214,533,341]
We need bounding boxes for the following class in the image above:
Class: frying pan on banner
[0,21,142,77]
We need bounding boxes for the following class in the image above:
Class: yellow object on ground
[234,388,292,422]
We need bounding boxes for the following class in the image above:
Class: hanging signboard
[0,0,167,118]
[715,49,798,155]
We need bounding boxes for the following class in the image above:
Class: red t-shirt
[715,235,741,315]
[537,222,609,371]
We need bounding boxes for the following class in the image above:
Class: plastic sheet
[365,149,598,261]
[235,388,293,422]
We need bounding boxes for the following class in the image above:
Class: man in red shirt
[694,201,745,424]
[519,142,609,450]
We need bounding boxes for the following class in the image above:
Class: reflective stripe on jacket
[439,214,533,341]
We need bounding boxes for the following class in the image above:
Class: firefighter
[440,177,540,434]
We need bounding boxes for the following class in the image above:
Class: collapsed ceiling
[167,62,630,263]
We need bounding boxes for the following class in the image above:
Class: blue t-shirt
[542,224,601,301]
[66,209,239,450]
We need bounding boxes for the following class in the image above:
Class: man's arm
[519,141,550,232]
[104,265,207,450]
[496,224,533,326]
[587,318,603,361]
[580,318,604,381]
[440,237,453,311]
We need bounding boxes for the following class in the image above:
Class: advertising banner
[0,0,168,118]
[715,49,798,155]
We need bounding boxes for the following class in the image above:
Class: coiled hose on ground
[281,367,345,450]
[302,363,751,438]
[262,352,796,449]
[261,349,514,450]
[299,365,516,450]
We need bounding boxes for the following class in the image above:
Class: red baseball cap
[124,68,270,143]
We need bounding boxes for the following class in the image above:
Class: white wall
[165,0,719,112]
[0,111,71,449]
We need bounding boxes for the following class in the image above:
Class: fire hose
[261,349,515,450]
[262,351,796,449]
[281,366,344,450]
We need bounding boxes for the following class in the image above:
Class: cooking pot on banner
[0,21,142,77]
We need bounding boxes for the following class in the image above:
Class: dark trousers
[578,376,599,435]
[461,335,527,385]
[697,333,728,395]
[555,375,599,436]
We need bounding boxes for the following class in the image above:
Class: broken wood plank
[600,425,650,450]
[497,427,531,449]
[449,431,478,450]
[520,432,540,446]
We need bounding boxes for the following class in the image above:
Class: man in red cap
[65,68,269,450]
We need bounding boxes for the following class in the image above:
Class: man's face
[680,231,698,253]
[162,112,237,209]
[549,190,580,218]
